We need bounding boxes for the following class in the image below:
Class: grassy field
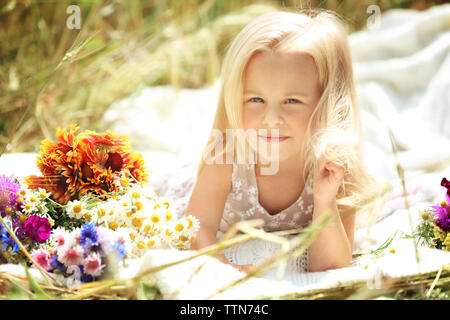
[0,0,445,154]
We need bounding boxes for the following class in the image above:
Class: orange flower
[123,151,148,185]
[25,125,149,205]
[25,124,82,204]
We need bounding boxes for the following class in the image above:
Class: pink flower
[82,252,104,277]
[31,248,52,271]
[51,228,72,248]
[56,234,65,246]
[72,229,82,245]
[57,244,84,267]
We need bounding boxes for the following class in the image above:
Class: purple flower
[11,216,26,240]
[23,215,51,243]
[0,174,21,215]
[432,205,450,232]
[430,177,450,232]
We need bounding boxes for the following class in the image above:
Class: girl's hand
[313,158,346,205]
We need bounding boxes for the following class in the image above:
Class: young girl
[177,9,381,274]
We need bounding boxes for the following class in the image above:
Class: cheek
[243,109,257,130]
[289,113,312,139]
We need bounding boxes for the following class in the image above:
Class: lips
[258,135,289,142]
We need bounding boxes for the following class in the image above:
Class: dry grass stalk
[278,265,450,300]
[387,128,424,295]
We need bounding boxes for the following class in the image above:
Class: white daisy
[92,205,108,225]
[144,235,161,249]
[140,221,157,237]
[176,215,200,235]
[37,187,51,200]
[66,200,87,219]
[129,233,150,256]
[21,201,38,214]
[146,205,168,231]
[113,172,133,192]
[160,219,178,246]
[15,186,29,199]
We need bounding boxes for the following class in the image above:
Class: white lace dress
[218,162,314,275]
[150,156,314,276]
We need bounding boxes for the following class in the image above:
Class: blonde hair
[194,9,386,224]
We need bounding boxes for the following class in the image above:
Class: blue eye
[286,98,301,104]
[249,97,264,103]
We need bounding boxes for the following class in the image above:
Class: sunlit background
[0,0,446,156]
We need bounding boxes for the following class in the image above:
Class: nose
[262,104,283,127]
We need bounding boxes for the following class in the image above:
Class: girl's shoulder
[198,153,234,193]
[198,131,240,190]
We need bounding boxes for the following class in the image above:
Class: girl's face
[243,50,322,165]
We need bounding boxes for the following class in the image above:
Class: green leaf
[25,266,55,300]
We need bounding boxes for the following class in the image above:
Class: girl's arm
[308,199,355,272]
[309,160,355,272]
[184,161,254,272]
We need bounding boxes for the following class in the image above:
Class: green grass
[0,0,446,154]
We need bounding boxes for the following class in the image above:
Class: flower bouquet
[415,177,450,251]
[30,222,128,288]
[0,124,199,287]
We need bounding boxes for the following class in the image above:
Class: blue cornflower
[114,241,126,260]
[79,266,94,283]
[80,222,99,248]
[1,229,20,252]
[50,255,67,272]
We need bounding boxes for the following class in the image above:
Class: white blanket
[1,4,449,299]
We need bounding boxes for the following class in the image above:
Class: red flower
[441,177,450,202]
